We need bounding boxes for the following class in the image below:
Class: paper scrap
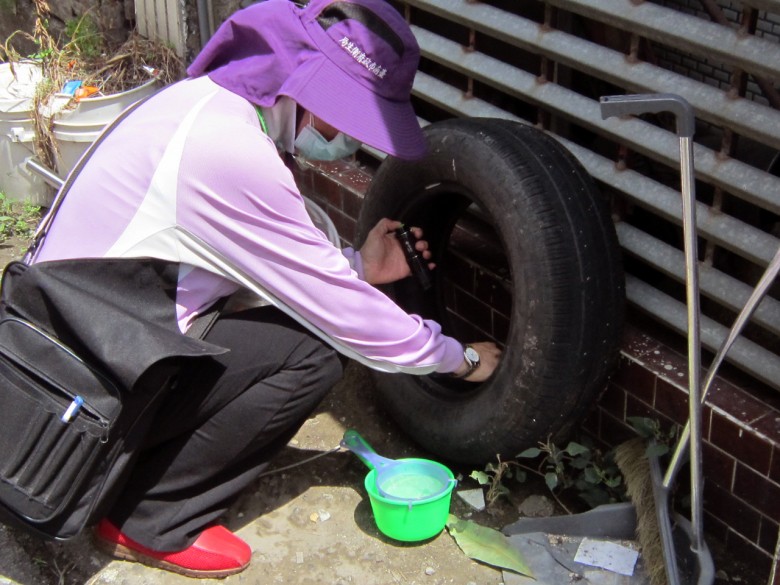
[573,538,639,576]
[457,488,486,511]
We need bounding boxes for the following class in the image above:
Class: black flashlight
[395,225,433,291]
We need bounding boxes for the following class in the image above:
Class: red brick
[703,509,729,543]
[474,276,512,315]
[620,324,662,358]
[336,168,373,198]
[752,412,780,446]
[655,377,691,426]
[581,407,601,439]
[445,309,484,343]
[704,482,761,542]
[599,410,635,446]
[329,210,355,246]
[723,531,773,581]
[733,463,780,523]
[624,393,672,430]
[622,392,655,423]
[710,414,773,476]
[311,171,343,208]
[442,253,475,292]
[706,376,775,426]
[758,517,778,556]
[600,382,626,420]
[342,190,363,223]
[291,165,314,195]
[610,356,656,405]
[702,441,735,491]
[452,288,492,332]
[640,342,689,390]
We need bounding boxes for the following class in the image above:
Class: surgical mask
[294,124,361,161]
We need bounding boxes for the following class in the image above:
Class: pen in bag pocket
[62,396,84,423]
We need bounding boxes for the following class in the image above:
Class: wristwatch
[452,344,480,378]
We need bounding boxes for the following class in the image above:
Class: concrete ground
[1,362,529,585]
[0,237,749,585]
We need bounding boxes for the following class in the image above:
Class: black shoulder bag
[0,94,227,540]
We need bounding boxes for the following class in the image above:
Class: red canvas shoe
[94,519,251,578]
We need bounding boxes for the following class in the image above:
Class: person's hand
[359,218,434,285]
[454,341,502,382]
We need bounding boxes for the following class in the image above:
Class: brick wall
[652,0,780,107]
[294,158,780,585]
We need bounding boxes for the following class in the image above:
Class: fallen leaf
[445,515,534,578]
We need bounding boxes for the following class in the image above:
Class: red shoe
[94,519,251,578]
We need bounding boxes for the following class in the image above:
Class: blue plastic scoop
[340,430,455,502]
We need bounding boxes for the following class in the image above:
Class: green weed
[0,192,41,244]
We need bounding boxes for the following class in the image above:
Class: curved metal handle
[599,93,695,138]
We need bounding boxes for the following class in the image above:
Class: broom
[615,437,667,585]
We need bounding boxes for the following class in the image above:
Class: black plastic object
[395,225,432,291]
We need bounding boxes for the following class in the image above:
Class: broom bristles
[615,437,667,585]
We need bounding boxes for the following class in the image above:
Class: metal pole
[679,134,704,553]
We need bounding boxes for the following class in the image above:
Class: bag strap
[23,92,157,264]
[185,296,228,340]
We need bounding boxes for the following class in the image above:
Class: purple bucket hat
[187,0,427,160]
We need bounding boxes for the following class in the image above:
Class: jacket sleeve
[175,119,464,374]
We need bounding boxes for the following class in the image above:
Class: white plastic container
[1,62,161,205]
[51,76,160,178]
[0,61,54,205]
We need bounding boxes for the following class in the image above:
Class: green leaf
[469,470,491,485]
[563,441,590,457]
[627,416,657,439]
[516,447,541,458]
[446,515,534,578]
[568,457,590,470]
[646,442,669,458]
[583,467,601,484]
[514,469,528,483]
[544,472,558,491]
[494,484,510,498]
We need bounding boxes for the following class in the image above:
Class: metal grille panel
[396,0,780,391]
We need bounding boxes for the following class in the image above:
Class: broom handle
[664,244,780,486]
[678,133,705,553]
[601,94,705,551]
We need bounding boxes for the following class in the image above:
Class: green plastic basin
[363,458,455,542]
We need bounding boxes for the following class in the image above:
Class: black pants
[107,306,342,551]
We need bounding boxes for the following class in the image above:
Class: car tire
[356,118,625,464]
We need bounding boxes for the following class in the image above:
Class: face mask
[294,124,361,161]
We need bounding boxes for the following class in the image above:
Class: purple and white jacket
[35,76,464,375]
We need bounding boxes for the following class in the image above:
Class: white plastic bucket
[51,76,160,178]
[0,62,54,205]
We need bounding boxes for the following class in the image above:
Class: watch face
[465,346,480,363]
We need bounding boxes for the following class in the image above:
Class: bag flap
[0,258,227,391]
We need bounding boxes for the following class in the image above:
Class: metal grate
[393,0,780,391]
